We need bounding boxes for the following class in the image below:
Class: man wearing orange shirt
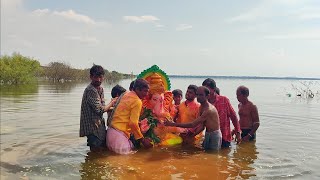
[174,85,201,144]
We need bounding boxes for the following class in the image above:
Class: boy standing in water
[171,89,183,120]
[165,86,222,151]
[236,86,260,141]
[111,84,126,98]
[172,89,183,106]
[79,65,116,152]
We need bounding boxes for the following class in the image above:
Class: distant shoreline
[168,75,320,81]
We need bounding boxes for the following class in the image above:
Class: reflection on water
[40,81,80,94]
[1,79,320,179]
[76,142,258,180]
[78,144,258,180]
[105,79,122,87]
[0,83,39,97]
[231,142,258,179]
[0,145,259,180]
[80,152,118,180]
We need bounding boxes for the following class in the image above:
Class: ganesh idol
[137,65,185,146]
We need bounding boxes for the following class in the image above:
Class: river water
[1,78,320,179]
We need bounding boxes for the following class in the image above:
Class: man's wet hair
[238,86,249,96]
[187,85,198,94]
[111,84,126,98]
[90,65,105,76]
[172,89,183,97]
[133,79,149,90]
[129,80,136,91]
[215,87,220,95]
[201,86,210,96]
[202,78,216,91]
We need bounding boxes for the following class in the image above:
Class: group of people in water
[79,65,260,154]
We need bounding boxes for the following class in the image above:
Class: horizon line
[166,75,320,80]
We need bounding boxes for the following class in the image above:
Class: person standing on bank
[79,65,116,152]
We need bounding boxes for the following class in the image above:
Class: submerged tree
[0,53,42,84]
[290,81,319,99]
[0,53,132,84]
[43,62,74,82]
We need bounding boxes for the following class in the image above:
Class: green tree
[44,62,70,82]
[105,70,124,82]
[0,53,42,84]
[43,62,91,82]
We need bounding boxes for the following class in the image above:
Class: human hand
[180,131,193,139]
[235,133,242,144]
[110,97,118,105]
[139,118,150,133]
[231,129,235,136]
[141,137,153,149]
[164,120,175,126]
[174,106,179,114]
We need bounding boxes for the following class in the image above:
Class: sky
[1,0,320,78]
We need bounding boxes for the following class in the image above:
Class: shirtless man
[202,78,241,147]
[165,86,222,151]
[236,86,260,141]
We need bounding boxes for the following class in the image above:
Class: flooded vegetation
[0,53,132,85]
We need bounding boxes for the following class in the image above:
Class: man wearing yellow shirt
[106,79,152,154]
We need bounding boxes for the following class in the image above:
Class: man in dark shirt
[79,65,116,152]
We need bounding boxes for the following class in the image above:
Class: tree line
[0,53,133,85]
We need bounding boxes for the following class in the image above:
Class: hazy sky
[2,0,320,78]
